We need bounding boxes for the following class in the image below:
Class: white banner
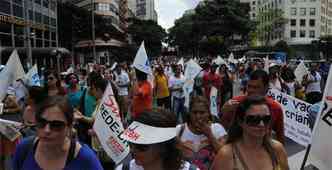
[210,86,218,117]
[0,50,25,101]
[183,60,202,108]
[306,67,332,170]
[133,42,152,75]
[24,64,41,86]
[294,61,309,83]
[93,84,129,164]
[267,89,318,146]
[183,80,194,108]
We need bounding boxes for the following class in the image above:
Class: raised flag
[294,61,309,83]
[93,83,130,164]
[133,42,152,75]
[24,64,41,86]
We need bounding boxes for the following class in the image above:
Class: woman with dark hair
[13,96,103,170]
[116,108,198,170]
[211,96,288,170]
[44,70,66,97]
[219,64,233,106]
[177,96,227,170]
[65,73,84,108]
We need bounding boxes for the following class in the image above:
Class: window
[300,30,306,37]
[310,8,316,15]
[35,0,41,4]
[300,8,306,16]
[309,30,315,38]
[291,19,296,26]
[291,8,297,16]
[309,19,315,26]
[290,30,296,37]
[252,1,256,5]
[252,13,256,18]
[300,19,306,26]
[35,12,42,23]
[0,1,11,14]
[43,0,49,8]
[43,15,49,25]
[13,5,23,18]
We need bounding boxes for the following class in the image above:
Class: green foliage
[127,18,167,58]
[168,0,254,57]
[273,40,291,56]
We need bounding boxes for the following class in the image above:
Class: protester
[116,108,198,170]
[12,96,103,170]
[114,64,130,122]
[131,69,152,119]
[203,64,222,99]
[220,69,285,144]
[303,63,322,104]
[154,65,171,109]
[211,96,289,170]
[169,65,186,123]
[177,96,227,170]
[219,64,233,106]
[44,70,66,96]
[66,73,84,108]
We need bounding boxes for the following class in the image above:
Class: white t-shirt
[115,160,197,170]
[306,71,321,93]
[115,70,130,96]
[169,75,185,98]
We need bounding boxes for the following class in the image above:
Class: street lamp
[27,32,36,69]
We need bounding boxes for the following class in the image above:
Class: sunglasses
[129,143,151,152]
[244,115,271,127]
[47,77,54,80]
[36,117,67,131]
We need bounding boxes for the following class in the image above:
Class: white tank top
[306,72,321,93]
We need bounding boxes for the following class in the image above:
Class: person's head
[35,96,74,146]
[126,108,182,169]
[27,86,46,106]
[156,65,164,75]
[211,64,218,73]
[115,64,122,74]
[310,63,319,72]
[247,69,269,96]
[90,77,108,99]
[189,96,212,133]
[135,69,148,81]
[44,70,61,88]
[227,96,272,144]
[65,73,79,87]
[174,65,181,76]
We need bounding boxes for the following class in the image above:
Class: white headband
[121,121,177,144]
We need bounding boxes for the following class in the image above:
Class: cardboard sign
[133,42,152,75]
[210,86,218,117]
[93,83,129,164]
[0,118,22,141]
[122,121,177,144]
[267,89,318,146]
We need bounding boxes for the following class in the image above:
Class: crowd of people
[0,56,330,170]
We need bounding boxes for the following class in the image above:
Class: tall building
[128,0,157,22]
[249,0,332,50]
[73,0,128,63]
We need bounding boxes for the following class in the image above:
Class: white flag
[133,42,152,75]
[24,64,41,86]
[228,53,238,64]
[93,83,130,164]
[0,50,25,101]
[213,56,226,65]
[183,59,202,108]
[210,86,218,117]
[294,61,309,83]
[177,58,184,68]
[306,67,332,170]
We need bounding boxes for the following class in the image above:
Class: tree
[127,18,167,58]
[168,0,254,57]
[273,40,293,57]
[256,8,287,46]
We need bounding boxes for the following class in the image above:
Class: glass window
[290,30,296,38]
[14,36,24,47]
[310,8,316,15]
[43,15,49,25]
[252,1,256,5]
[51,18,56,26]
[291,19,296,26]
[51,32,56,40]
[36,39,42,47]
[309,30,315,38]
[13,0,22,5]
[300,19,306,26]
[0,1,11,14]
[13,5,23,18]
[35,12,42,23]
[300,30,306,37]
[309,19,315,26]
[29,10,33,20]
[44,40,49,47]
[44,30,49,39]
[0,34,12,46]
[36,30,42,38]
[300,8,306,16]
[291,8,297,16]
[43,0,49,8]
[35,0,41,5]
[14,25,24,35]
[52,41,56,47]
[0,22,11,33]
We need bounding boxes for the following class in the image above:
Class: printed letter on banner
[306,67,332,170]
[93,84,129,164]
[267,88,318,146]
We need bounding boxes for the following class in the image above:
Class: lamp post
[27,32,35,69]
[91,0,97,64]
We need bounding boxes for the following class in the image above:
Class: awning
[75,39,126,48]
[1,47,70,57]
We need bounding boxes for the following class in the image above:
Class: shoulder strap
[233,144,250,170]
[65,139,76,166]
[78,88,87,114]
[122,160,130,170]
[18,136,36,170]
[177,124,186,139]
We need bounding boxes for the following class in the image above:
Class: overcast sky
[155,0,202,31]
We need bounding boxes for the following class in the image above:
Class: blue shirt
[66,87,84,108]
[84,92,97,117]
[12,138,104,170]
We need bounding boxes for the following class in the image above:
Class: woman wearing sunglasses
[116,108,199,170]
[12,96,103,170]
[211,96,288,170]
[44,70,66,97]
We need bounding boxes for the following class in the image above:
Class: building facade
[128,0,157,22]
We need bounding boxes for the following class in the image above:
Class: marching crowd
[0,56,330,170]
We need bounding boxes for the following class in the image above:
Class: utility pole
[91,0,97,64]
